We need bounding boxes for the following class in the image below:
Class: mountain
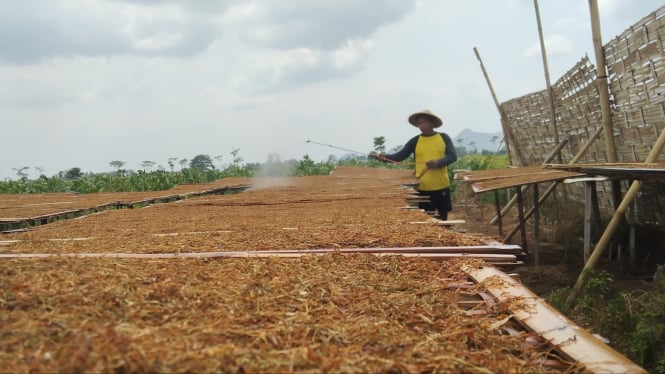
[453,128,504,153]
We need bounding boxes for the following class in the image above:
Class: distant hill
[453,128,503,153]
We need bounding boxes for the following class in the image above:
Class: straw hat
[408,109,442,128]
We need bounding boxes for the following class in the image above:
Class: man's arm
[435,133,457,168]
[381,135,419,162]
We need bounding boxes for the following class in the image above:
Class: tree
[189,154,215,170]
[64,167,83,180]
[109,160,126,176]
[490,136,501,154]
[179,159,188,170]
[140,160,156,171]
[293,155,316,176]
[373,136,386,153]
[230,148,243,166]
[214,155,223,169]
[109,160,125,171]
[168,157,178,172]
[12,166,30,181]
[467,141,477,154]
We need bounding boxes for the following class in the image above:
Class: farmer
[374,109,457,220]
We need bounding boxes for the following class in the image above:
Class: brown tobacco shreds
[0,168,575,372]
[1,256,561,373]
[1,167,489,254]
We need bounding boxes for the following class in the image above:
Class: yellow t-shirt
[415,134,450,191]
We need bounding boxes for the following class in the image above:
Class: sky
[1,0,663,179]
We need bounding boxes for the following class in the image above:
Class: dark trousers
[418,188,452,220]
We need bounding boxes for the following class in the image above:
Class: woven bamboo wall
[499,5,665,225]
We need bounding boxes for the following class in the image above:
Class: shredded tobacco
[0,167,581,372]
[0,256,575,373]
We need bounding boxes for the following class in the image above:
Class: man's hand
[426,160,439,169]
[369,152,386,161]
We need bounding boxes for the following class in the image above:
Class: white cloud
[1,0,664,180]
[0,0,221,63]
[132,32,184,52]
[522,35,575,58]
[334,39,374,69]
[234,0,417,50]
[234,39,373,94]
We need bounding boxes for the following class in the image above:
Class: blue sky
[1,0,663,179]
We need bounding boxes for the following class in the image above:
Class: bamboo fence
[500,4,665,225]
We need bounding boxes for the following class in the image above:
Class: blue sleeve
[436,133,457,167]
[384,135,419,162]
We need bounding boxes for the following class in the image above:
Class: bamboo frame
[567,124,665,307]
[534,0,561,162]
[473,47,521,166]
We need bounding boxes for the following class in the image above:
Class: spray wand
[305,140,369,157]
[305,139,429,178]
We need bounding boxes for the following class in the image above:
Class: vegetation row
[2,147,507,195]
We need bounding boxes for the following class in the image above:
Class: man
[375,109,457,220]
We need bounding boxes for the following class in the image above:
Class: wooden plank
[563,176,608,183]
[0,244,524,257]
[409,219,466,225]
[0,228,29,234]
[30,209,85,220]
[464,265,647,374]
[437,219,466,225]
[0,243,523,257]
[0,251,520,264]
[462,166,549,182]
[471,171,581,193]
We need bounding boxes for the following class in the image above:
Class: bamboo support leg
[567,124,665,307]
[628,200,636,271]
[494,190,503,236]
[583,181,594,264]
[504,182,558,243]
[533,183,540,267]
[515,187,528,252]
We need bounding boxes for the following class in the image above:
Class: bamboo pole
[589,0,618,164]
[534,0,562,163]
[494,190,503,236]
[566,125,665,307]
[533,183,540,266]
[570,125,604,164]
[465,266,648,374]
[473,47,522,166]
[589,0,623,256]
[515,187,528,251]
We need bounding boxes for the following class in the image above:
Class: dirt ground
[448,190,651,298]
[447,188,663,299]
[449,193,609,297]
